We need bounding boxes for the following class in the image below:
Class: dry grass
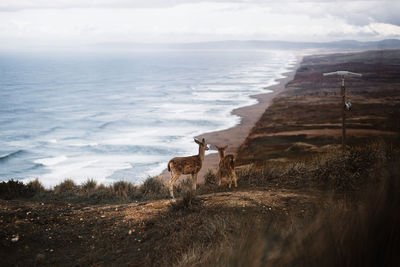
[170,191,203,212]
[204,169,218,187]
[234,159,400,267]
[0,175,198,204]
[0,141,394,203]
[0,179,34,199]
[112,181,137,200]
[27,178,46,194]
[236,140,395,194]
[81,179,97,194]
[140,176,169,199]
[54,179,78,194]
[1,142,398,266]
[172,145,400,267]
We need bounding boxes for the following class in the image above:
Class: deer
[216,145,237,188]
[167,138,209,198]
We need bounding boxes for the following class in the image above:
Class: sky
[0,0,399,50]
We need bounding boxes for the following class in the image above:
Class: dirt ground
[0,187,325,266]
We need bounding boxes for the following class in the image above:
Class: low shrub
[237,164,280,188]
[54,179,78,194]
[171,177,194,197]
[204,169,218,188]
[86,183,115,203]
[139,176,169,199]
[0,179,33,200]
[27,178,45,194]
[235,140,396,193]
[170,190,203,212]
[81,179,97,194]
[284,140,395,192]
[112,181,137,200]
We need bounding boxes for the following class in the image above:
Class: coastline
[160,53,303,183]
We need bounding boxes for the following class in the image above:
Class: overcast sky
[0,0,399,50]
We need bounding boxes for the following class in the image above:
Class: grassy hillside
[1,142,398,266]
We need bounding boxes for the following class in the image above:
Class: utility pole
[323,71,362,152]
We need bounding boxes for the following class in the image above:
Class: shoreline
[160,53,303,183]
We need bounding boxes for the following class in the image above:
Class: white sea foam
[34,155,68,166]
[69,142,99,147]
[34,154,168,187]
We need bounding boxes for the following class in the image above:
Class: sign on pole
[323,71,362,151]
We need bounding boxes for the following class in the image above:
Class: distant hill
[176,39,400,50]
[96,39,400,50]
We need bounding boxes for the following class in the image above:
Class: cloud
[0,1,398,49]
[325,1,400,26]
[1,0,398,27]
[0,0,204,10]
[254,1,400,27]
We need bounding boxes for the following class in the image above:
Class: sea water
[0,50,296,187]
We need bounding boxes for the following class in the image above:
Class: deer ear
[194,138,200,144]
[215,145,220,149]
[202,138,205,144]
[223,145,228,149]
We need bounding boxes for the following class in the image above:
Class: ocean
[0,50,296,187]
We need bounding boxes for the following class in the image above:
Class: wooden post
[341,82,346,152]
[322,71,362,152]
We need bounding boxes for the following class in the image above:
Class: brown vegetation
[237,50,400,165]
[1,142,398,266]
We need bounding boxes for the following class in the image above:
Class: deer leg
[191,173,198,190]
[228,175,232,188]
[169,173,180,198]
[232,171,238,188]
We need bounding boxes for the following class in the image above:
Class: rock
[11,235,19,242]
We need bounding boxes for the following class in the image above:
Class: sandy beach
[160,54,303,183]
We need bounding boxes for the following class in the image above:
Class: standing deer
[216,145,237,188]
[167,138,209,198]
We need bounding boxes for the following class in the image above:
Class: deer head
[215,145,228,160]
[194,138,209,160]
